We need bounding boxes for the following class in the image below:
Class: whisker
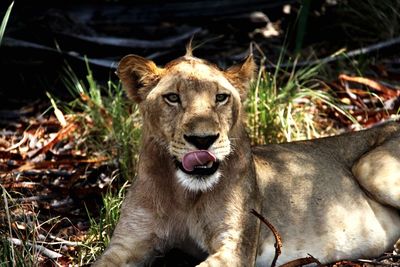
[171,144,188,150]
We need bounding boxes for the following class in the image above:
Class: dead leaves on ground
[327,62,400,128]
[0,109,114,266]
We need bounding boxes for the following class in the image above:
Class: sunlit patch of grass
[247,54,356,145]
[63,61,141,182]
[78,180,128,265]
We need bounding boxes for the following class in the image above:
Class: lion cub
[94,50,400,267]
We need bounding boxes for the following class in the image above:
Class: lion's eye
[216,94,230,104]
[163,93,180,105]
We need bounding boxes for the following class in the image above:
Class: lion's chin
[175,169,221,192]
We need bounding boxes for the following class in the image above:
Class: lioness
[94,49,400,267]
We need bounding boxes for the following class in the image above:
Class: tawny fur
[93,52,400,267]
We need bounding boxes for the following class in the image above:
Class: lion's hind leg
[352,136,400,209]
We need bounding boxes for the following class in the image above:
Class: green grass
[63,61,141,182]
[246,54,355,145]
[78,181,128,265]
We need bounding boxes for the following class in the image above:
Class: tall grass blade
[0,2,14,45]
[1,185,15,267]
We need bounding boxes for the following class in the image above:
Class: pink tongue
[182,150,217,172]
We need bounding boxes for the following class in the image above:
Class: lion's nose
[184,134,219,150]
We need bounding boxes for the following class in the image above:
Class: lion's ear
[117,54,164,103]
[224,55,256,100]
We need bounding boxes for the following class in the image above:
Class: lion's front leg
[93,231,156,267]
[195,230,259,267]
[93,237,152,267]
[195,211,260,267]
[93,207,159,267]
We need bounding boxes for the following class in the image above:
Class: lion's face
[117,54,255,192]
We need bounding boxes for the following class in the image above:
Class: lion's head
[117,51,255,192]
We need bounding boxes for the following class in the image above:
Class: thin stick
[251,209,282,267]
[8,237,63,259]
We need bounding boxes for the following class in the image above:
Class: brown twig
[251,209,282,267]
[339,74,400,98]
[278,254,321,267]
